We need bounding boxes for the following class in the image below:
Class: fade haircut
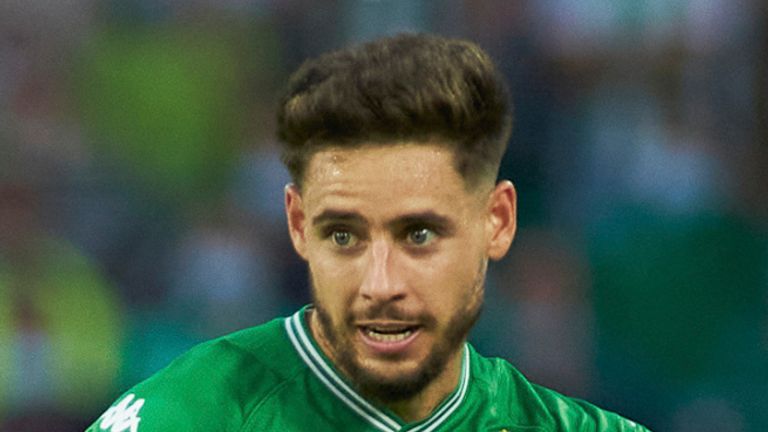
[276,33,512,188]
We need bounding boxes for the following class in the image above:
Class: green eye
[408,228,435,245]
[332,230,355,247]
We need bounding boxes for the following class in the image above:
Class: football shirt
[88,306,650,431]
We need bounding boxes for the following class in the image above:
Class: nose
[359,239,406,302]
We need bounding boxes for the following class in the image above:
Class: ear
[285,183,309,260]
[485,180,517,261]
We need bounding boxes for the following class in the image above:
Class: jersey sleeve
[85,391,197,432]
[83,319,297,432]
[84,379,239,432]
[537,388,653,432]
[84,339,249,432]
[570,398,653,431]
[512,390,653,432]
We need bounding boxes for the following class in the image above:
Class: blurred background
[0,0,766,430]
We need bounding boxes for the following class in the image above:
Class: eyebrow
[311,209,456,234]
[311,210,367,227]
[390,211,456,234]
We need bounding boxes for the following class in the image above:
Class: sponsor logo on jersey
[99,393,145,432]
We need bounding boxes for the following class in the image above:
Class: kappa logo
[99,393,145,432]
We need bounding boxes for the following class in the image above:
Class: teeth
[366,328,413,342]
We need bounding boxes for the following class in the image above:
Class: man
[87,34,649,431]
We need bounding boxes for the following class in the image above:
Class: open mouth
[360,325,420,343]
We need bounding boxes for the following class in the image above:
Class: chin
[356,365,439,403]
[344,351,447,403]
[360,358,422,382]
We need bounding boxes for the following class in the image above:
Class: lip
[357,325,421,355]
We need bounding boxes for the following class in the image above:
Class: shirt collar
[284,305,471,432]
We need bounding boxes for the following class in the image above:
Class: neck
[308,309,465,423]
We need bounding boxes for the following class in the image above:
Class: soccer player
[87,34,650,431]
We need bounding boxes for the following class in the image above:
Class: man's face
[285,142,515,402]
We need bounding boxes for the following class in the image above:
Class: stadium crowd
[0,1,766,430]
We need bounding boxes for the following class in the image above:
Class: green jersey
[87,306,650,431]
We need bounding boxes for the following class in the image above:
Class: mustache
[345,303,437,326]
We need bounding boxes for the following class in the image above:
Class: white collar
[284,307,471,432]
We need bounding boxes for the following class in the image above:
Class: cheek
[309,254,361,305]
[405,246,481,303]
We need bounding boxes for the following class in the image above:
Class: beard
[310,260,486,404]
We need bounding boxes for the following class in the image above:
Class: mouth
[357,323,421,353]
[363,326,417,342]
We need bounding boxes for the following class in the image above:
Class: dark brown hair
[276,33,512,188]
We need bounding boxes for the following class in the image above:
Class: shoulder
[87,316,305,432]
[469,350,651,431]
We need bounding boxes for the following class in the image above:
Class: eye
[407,227,436,246]
[331,230,357,248]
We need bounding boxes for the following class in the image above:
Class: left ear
[485,180,517,261]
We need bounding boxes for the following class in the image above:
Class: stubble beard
[310,261,486,404]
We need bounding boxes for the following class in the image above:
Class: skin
[285,142,517,422]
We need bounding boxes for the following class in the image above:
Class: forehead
[301,143,479,217]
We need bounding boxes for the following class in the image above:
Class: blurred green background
[0,1,766,430]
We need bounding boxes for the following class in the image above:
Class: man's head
[277,33,512,190]
[278,34,516,408]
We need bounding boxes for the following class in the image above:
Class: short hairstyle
[276,33,512,188]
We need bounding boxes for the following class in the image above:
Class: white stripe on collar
[285,313,399,432]
[284,308,470,432]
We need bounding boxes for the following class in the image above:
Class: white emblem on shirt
[99,393,145,432]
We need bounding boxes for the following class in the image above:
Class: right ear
[285,183,308,260]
